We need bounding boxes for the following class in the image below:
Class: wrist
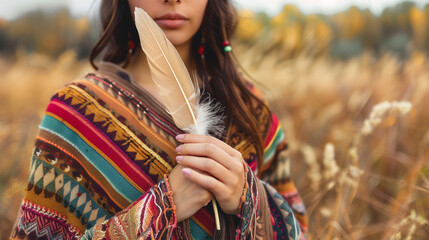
[161,174,177,226]
[237,160,249,216]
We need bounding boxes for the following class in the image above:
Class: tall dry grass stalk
[0,47,429,239]
[236,46,429,239]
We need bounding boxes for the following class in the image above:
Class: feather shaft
[143,20,198,126]
[134,7,221,231]
[135,7,198,130]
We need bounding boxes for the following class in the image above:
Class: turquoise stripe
[263,128,285,161]
[40,115,141,202]
[190,219,212,239]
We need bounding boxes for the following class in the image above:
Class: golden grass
[236,46,429,239]
[0,47,428,239]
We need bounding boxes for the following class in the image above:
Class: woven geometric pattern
[27,157,107,229]
[11,64,307,239]
[12,201,79,240]
[263,182,305,240]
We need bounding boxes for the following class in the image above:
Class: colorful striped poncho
[11,62,308,239]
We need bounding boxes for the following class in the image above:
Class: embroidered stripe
[40,115,141,202]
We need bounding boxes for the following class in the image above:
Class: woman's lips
[155,19,187,28]
[155,13,188,29]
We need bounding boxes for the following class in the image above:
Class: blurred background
[1,0,429,239]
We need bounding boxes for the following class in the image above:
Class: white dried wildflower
[344,173,360,188]
[326,181,335,190]
[348,147,358,163]
[323,143,339,180]
[320,207,332,218]
[391,210,428,239]
[338,171,348,187]
[361,101,391,135]
[301,144,321,189]
[348,165,363,179]
[391,233,401,240]
[337,147,363,188]
[405,222,416,240]
[391,101,412,115]
[361,101,412,135]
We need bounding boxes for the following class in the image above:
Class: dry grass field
[1,46,429,239]
[237,47,429,239]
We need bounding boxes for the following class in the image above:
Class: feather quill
[134,7,221,230]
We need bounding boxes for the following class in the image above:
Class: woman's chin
[164,33,192,48]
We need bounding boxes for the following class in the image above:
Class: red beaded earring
[222,40,232,52]
[123,33,136,68]
[199,37,206,59]
[221,25,232,53]
[128,39,135,55]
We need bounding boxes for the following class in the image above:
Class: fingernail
[182,168,191,176]
[176,156,183,163]
[175,145,182,153]
[176,134,185,141]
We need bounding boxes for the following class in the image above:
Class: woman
[11,0,308,239]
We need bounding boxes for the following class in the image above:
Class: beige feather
[134,7,221,230]
[134,7,198,130]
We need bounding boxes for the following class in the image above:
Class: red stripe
[46,99,155,191]
[264,113,279,148]
[192,208,215,235]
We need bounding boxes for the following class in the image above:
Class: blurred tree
[409,6,427,50]
[341,7,365,39]
[235,10,264,41]
[269,5,305,58]
[0,18,17,56]
[2,9,97,59]
[362,10,382,54]
[425,5,429,51]
[381,8,396,37]
[381,32,411,58]
[381,2,415,36]
[1,1,428,60]
[330,38,364,60]
[302,14,333,57]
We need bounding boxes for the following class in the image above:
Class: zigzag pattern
[14,201,78,240]
[87,76,179,144]
[27,157,108,229]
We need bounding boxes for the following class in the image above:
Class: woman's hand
[175,134,245,215]
[169,164,213,222]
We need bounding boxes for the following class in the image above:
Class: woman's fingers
[181,167,229,199]
[174,134,245,214]
[176,142,235,169]
[176,134,242,159]
[176,155,230,183]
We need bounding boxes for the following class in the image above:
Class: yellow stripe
[69,85,173,172]
[264,124,282,153]
[77,79,176,154]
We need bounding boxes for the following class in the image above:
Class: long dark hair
[89,0,270,171]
